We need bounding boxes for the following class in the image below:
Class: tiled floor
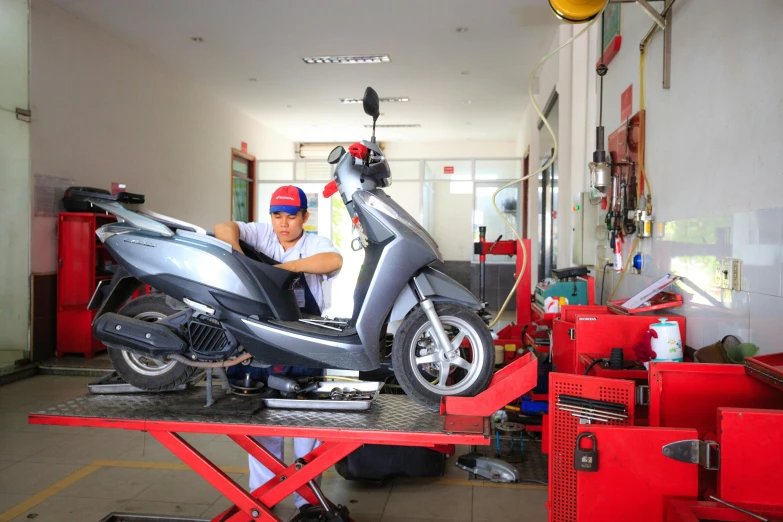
[0,375,548,522]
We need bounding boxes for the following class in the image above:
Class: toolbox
[551,306,686,375]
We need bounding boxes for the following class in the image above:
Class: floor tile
[10,495,126,522]
[133,469,224,505]
[26,432,144,465]
[0,430,64,459]
[202,496,293,520]
[384,483,472,520]
[116,435,185,463]
[55,465,168,500]
[350,516,382,522]
[382,515,470,522]
[119,499,211,518]
[0,458,18,472]
[320,476,391,515]
[472,487,548,521]
[0,461,84,495]
[180,432,220,445]
[197,440,254,467]
[0,493,30,514]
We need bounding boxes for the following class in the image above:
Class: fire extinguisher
[612,232,623,273]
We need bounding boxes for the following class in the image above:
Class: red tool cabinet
[56,212,117,358]
[547,373,636,522]
[576,425,699,522]
[552,306,685,375]
[718,408,783,507]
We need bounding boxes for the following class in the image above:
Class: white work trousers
[248,436,322,509]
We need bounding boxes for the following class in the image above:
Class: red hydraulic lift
[29,353,539,522]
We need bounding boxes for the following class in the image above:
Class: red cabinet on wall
[56,212,117,358]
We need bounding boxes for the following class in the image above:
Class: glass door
[538,153,558,281]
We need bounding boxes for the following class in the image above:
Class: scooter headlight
[96,224,135,243]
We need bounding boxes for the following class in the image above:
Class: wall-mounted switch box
[716,258,742,291]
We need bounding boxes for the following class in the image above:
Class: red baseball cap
[270,185,307,215]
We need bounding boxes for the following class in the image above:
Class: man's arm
[276,252,343,275]
[214,222,244,254]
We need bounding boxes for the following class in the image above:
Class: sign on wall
[599,4,622,66]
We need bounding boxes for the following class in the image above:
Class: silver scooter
[82,87,494,409]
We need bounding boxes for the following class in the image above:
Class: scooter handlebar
[323,180,338,198]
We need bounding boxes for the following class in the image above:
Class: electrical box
[715,258,742,291]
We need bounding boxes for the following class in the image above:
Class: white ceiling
[49,0,559,143]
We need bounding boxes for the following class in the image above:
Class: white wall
[594,0,783,223]
[29,0,294,273]
[515,26,577,290]
[382,140,516,159]
[0,0,31,366]
[586,1,783,353]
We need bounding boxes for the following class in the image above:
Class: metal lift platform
[28,353,537,522]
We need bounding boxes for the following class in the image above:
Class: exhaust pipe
[94,313,187,356]
[94,312,253,368]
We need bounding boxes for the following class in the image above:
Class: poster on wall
[599,4,622,66]
[304,192,319,233]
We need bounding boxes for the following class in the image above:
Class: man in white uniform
[214,185,342,512]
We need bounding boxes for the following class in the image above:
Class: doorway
[231,149,256,222]
[537,90,558,282]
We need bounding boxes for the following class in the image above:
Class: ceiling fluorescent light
[341,96,409,104]
[303,55,391,65]
[364,124,421,128]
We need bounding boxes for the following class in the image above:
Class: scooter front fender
[389,267,481,324]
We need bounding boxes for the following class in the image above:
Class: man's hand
[214,222,244,254]
[276,252,343,275]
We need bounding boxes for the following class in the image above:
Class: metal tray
[263,381,383,411]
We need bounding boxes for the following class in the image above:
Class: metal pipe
[708,496,768,522]
[168,352,252,368]
[636,0,666,29]
[641,0,676,50]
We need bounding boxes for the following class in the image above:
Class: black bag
[335,445,447,482]
[62,186,110,213]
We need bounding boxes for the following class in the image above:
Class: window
[231,149,256,222]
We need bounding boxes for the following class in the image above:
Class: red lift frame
[29,354,538,522]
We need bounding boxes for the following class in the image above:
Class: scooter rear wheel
[107,294,196,391]
[392,302,494,410]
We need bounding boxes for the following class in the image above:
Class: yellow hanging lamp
[548,0,607,23]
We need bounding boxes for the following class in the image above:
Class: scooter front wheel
[392,302,494,410]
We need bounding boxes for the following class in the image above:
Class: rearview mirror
[328,146,345,165]
[363,87,380,121]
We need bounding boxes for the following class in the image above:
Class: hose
[168,352,252,368]
[488,0,609,329]
[608,235,639,302]
[584,358,608,376]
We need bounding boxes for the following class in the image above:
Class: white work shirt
[235,222,340,313]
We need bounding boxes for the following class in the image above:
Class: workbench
[28,353,538,522]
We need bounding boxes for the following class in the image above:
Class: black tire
[106,294,196,391]
[392,302,494,410]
